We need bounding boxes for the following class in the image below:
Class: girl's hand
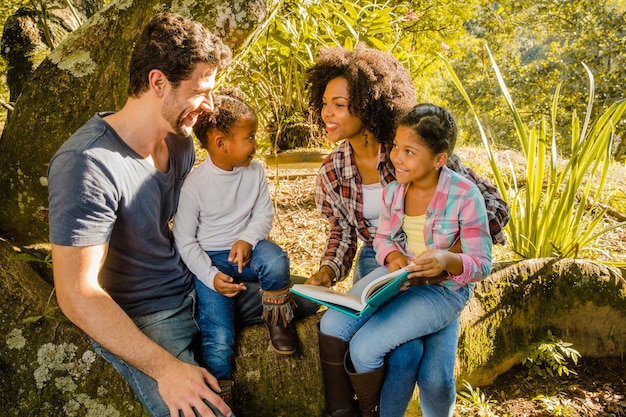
[403,250,451,288]
[214,272,246,297]
[384,251,410,273]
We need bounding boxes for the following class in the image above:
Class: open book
[290,267,410,318]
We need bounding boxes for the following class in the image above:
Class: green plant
[9,252,66,323]
[534,394,575,417]
[10,250,53,269]
[441,45,626,259]
[22,288,68,324]
[518,330,581,378]
[441,1,626,154]
[457,381,498,416]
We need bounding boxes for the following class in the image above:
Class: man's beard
[163,97,193,137]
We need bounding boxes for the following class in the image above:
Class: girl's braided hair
[397,104,458,155]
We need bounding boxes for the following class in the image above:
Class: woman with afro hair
[305,45,509,417]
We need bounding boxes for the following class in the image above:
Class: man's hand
[51,244,232,417]
[306,265,335,287]
[157,359,232,417]
[214,272,246,297]
[228,240,252,273]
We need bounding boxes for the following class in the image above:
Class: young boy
[174,89,298,405]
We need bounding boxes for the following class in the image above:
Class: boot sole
[271,344,296,355]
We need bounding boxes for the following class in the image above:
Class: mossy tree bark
[0,0,104,104]
[456,258,626,387]
[0,0,281,246]
[0,238,145,416]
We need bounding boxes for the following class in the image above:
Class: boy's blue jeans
[90,291,230,417]
[195,239,291,379]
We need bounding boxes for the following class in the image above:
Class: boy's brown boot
[218,379,234,409]
[261,285,298,355]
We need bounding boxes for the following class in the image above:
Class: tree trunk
[0,237,145,416]
[0,0,281,245]
[232,314,325,417]
[0,0,103,104]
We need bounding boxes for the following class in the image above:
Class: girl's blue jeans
[333,250,468,417]
[382,317,460,417]
[195,239,291,379]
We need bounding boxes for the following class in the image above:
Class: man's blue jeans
[90,291,230,417]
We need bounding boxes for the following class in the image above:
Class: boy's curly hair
[306,45,417,148]
[193,87,256,150]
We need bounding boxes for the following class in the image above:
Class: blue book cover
[290,268,409,318]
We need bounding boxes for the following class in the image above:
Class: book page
[360,267,410,304]
[291,284,364,311]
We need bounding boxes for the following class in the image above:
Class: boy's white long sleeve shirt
[173,157,274,291]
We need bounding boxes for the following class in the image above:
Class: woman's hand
[305,265,335,287]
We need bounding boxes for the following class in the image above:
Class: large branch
[0,0,281,245]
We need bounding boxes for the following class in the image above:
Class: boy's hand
[214,272,246,297]
[228,240,252,273]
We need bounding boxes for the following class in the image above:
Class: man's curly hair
[306,45,417,148]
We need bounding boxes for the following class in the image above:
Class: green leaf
[22,315,43,324]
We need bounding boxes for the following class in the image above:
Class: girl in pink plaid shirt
[319,104,492,417]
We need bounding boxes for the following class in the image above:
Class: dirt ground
[465,356,626,417]
[265,152,626,417]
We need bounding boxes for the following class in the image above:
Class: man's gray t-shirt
[48,113,195,317]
